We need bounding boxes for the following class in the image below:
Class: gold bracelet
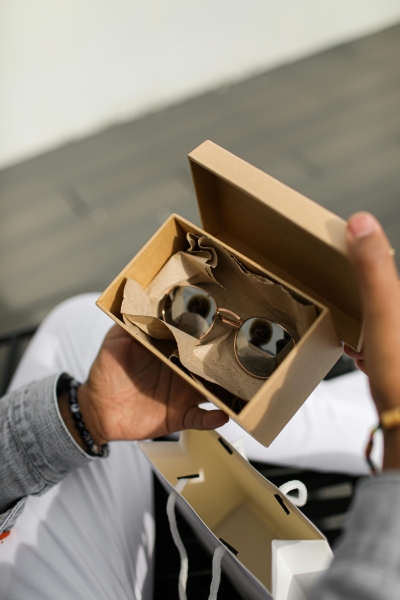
[380,406,400,429]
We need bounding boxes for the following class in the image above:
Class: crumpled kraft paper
[121,234,318,402]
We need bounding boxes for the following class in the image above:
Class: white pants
[1,293,378,599]
[1,294,154,600]
[216,368,380,475]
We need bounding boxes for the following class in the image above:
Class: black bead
[72,411,82,422]
[81,430,91,441]
[100,447,109,458]
[76,421,86,431]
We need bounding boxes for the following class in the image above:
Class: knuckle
[183,405,201,430]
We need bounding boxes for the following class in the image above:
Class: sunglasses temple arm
[215,309,243,329]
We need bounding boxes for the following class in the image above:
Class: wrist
[57,377,109,456]
[58,392,88,452]
[77,383,109,447]
[383,428,400,470]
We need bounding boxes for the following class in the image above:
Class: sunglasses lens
[163,286,216,338]
[235,317,294,378]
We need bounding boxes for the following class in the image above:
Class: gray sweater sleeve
[310,473,400,599]
[0,374,92,534]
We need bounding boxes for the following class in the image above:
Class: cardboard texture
[189,142,362,351]
[138,430,333,600]
[97,140,359,446]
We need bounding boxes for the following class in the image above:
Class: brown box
[97,141,362,447]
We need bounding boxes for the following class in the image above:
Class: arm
[0,374,91,534]
[0,327,228,534]
[310,474,400,600]
[311,212,400,599]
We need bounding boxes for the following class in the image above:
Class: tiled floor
[1,24,400,335]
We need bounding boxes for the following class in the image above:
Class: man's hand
[70,325,228,445]
[345,212,400,470]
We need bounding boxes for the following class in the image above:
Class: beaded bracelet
[365,425,380,474]
[67,378,109,458]
[365,406,400,474]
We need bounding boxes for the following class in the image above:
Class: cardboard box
[97,141,362,447]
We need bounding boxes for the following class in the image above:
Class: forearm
[310,473,400,599]
[0,374,92,532]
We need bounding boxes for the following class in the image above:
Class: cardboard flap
[188,141,362,350]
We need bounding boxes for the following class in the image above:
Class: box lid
[188,141,362,350]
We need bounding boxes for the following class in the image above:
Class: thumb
[346,213,399,330]
[346,212,400,407]
[183,406,229,431]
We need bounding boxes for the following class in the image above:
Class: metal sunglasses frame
[160,284,295,379]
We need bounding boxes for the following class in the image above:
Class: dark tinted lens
[235,317,294,378]
[163,286,216,338]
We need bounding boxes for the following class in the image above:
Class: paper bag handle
[167,478,228,600]
[279,480,308,507]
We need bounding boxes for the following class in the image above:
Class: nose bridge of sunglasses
[216,308,243,329]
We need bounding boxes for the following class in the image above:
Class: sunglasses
[161,285,295,379]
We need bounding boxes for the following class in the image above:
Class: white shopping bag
[138,430,332,600]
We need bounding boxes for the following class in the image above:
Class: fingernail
[347,213,379,239]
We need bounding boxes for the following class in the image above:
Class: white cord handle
[279,480,308,507]
[166,479,189,600]
[167,478,228,600]
[208,546,226,600]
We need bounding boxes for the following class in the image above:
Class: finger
[346,213,400,374]
[183,406,229,430]
[354,358,368,375]
[346,213,399,328]
[344,344,365,361]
